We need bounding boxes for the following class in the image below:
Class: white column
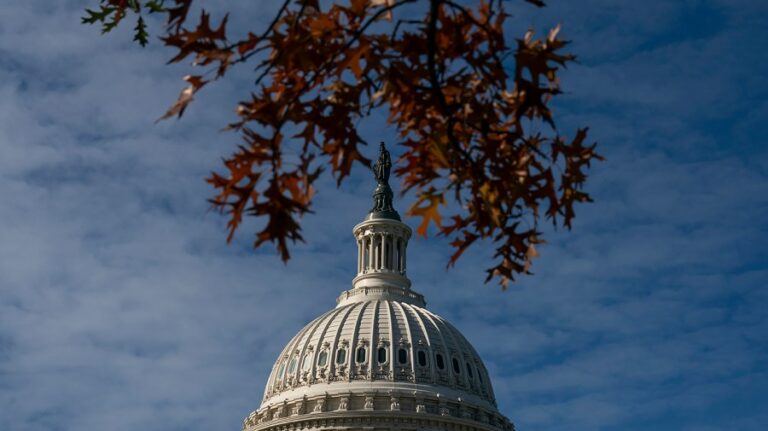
[358,239,363,273]
[380,233,386,270]
[368,236,374,272]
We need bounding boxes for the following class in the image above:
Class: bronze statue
[373,142,391,186]
[367,142,400,221]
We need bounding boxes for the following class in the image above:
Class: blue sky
[0,1,766,430]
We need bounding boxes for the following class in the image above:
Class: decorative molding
[244,408,514,431]
[246,389,512,431]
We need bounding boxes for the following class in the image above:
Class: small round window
[377,347,388,364]
[435,353,445,370]
[452,357,461,374]
[356,347,367,363]
[398,348,408,365]
[417,350,428,367]
[317,351,328,367]
[336,348,347,364]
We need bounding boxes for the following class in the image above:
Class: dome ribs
[418,306,455,388]
[293,306,335,387]
[262,301,498,407]
[391,301,416,380]
[327,302,360,381]
[266,307,335,397]
[402,303,435,384]
[347,300,372,380]
[367,300,380,381]
[307,304,348,384]
[383,300,396,381]
[430,310,470,391]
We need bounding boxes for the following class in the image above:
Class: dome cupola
[345,143,416,304]
[242,144,513,431]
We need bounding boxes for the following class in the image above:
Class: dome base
[244,389,513,431]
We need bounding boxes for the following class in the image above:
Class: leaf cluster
[82,0,602,288]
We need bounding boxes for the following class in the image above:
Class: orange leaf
[341,45,367,80]
[408,192,445,236]
[308,14,335,36]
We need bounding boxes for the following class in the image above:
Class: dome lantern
[348,143,413,299]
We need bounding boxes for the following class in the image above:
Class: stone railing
[244,390,513,431]
[335,285,425,307]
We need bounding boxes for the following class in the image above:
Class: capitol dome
[242,144,513,431]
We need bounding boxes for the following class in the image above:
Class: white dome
[242,145,512,431]
[262,295,497,409]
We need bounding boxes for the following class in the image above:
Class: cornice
[246,390,512,431]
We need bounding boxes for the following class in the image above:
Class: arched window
[452,357,461,374]
[302,354,312,371]
[336,348,347,364]
[417,350,428,367]
[317,351,328,367]
[356,347,367,364]
[398,348,408,365]
[466,362,474,379]
[377,347,388,364]
[276,361,286,380]
[287,357,297,374]
[435,353,445,370]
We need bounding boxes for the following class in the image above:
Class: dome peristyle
[242,144,513,431]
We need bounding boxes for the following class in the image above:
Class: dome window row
[270,346,489,399]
